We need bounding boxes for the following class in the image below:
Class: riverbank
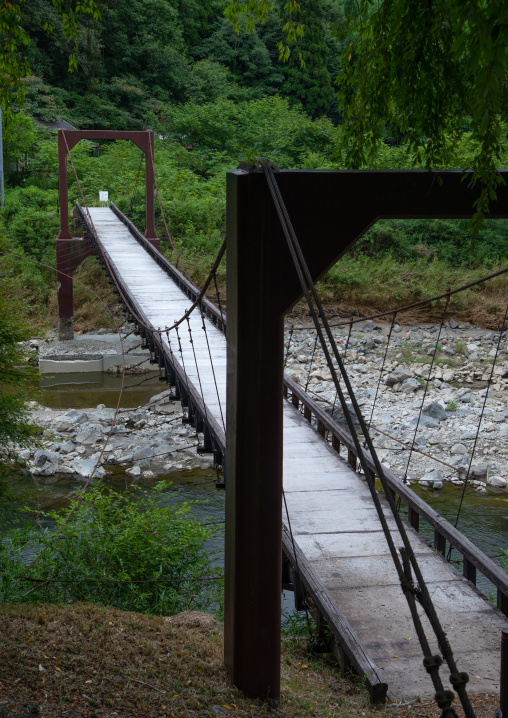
[0,603,499,718]
[19,313,508,490]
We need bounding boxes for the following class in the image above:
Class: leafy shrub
[1,186,60,261]
[0,483,223,616]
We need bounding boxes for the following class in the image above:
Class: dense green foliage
[227,0,508,220]
[0,483,223,615]
[18,0,347,128]
[0,0,506,332]
[281,0,334,119]
[2,94,508,335]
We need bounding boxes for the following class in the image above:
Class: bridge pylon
[55,128,159,339]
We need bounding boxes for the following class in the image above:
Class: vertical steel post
[144,130,159,249]
[56,130,74,338]
[57,130,72,240]
[500,629,508,717]
[224,169,284,700]
[56,241,74,339]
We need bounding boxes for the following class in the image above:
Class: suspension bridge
[55,130,508,715]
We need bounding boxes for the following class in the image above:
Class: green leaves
[0,0,100,116]
[336,0,508,222]
[0,483,223,615]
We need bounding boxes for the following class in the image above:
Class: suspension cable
[403,292,450,483]
[450,302,508,542]
[367,312,397,430]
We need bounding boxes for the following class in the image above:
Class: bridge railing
[283,375,508,617]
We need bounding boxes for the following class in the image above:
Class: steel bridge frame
[56,129,159,339]
[225,168,508,700]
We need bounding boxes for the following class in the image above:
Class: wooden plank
[282,525,388,704]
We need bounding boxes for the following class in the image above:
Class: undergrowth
[0,482,223,616]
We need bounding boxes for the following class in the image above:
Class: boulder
[126,465,141,477]
[451,443,468,455]
[422,401,447,421]
[419,469,443,489]
[459,430,476,441]
[471,463,489,478]
[148,389,172,405]
[400,378,421,393]
[410,415,439,429]
[385,370,412,387]
[487,476,508,488]
[72,458,106,480]
[53,440,75,454]
[75,427,102,445]
[56,409,88,425]
[33,449,59,468]
[132,446,155,461]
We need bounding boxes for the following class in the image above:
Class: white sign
[99,191,109,202]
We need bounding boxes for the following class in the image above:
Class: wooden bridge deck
[89,206,505,701]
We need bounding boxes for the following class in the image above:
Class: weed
[455,341,467,354]
[447,401,457,411]
[281,606,312,638]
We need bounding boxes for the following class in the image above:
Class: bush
[0,483,223,616]
[1,186,60,261]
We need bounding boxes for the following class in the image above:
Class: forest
[2,0,508,333]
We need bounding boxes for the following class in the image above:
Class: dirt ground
[0,604,499,718]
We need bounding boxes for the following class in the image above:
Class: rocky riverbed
[17,316,508,493]
[21,390,213,484]
[284,316,508,491]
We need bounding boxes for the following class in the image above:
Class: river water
[2,373,507,612]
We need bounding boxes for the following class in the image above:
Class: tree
[280,0,334,118]
[195,16,283,100]
[226,0,508,218]
[337,0,508,220]
[0,0,100,118]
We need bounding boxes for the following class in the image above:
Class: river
[2,372,506,617]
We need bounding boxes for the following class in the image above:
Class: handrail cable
[185,316,212,436]
[367,311,397,430]
[198,306,226,433]
[259,158,474,718]
[449,302,508,546]
[128,152,144,215]
[148,131,192,282]
[402,292,450,483]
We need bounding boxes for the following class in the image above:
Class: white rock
[126,465,141,477]
[487,475,508,488]
[451,443,468,455]
[72,458,106,479]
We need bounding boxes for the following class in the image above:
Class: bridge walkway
[87,206,505,702]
